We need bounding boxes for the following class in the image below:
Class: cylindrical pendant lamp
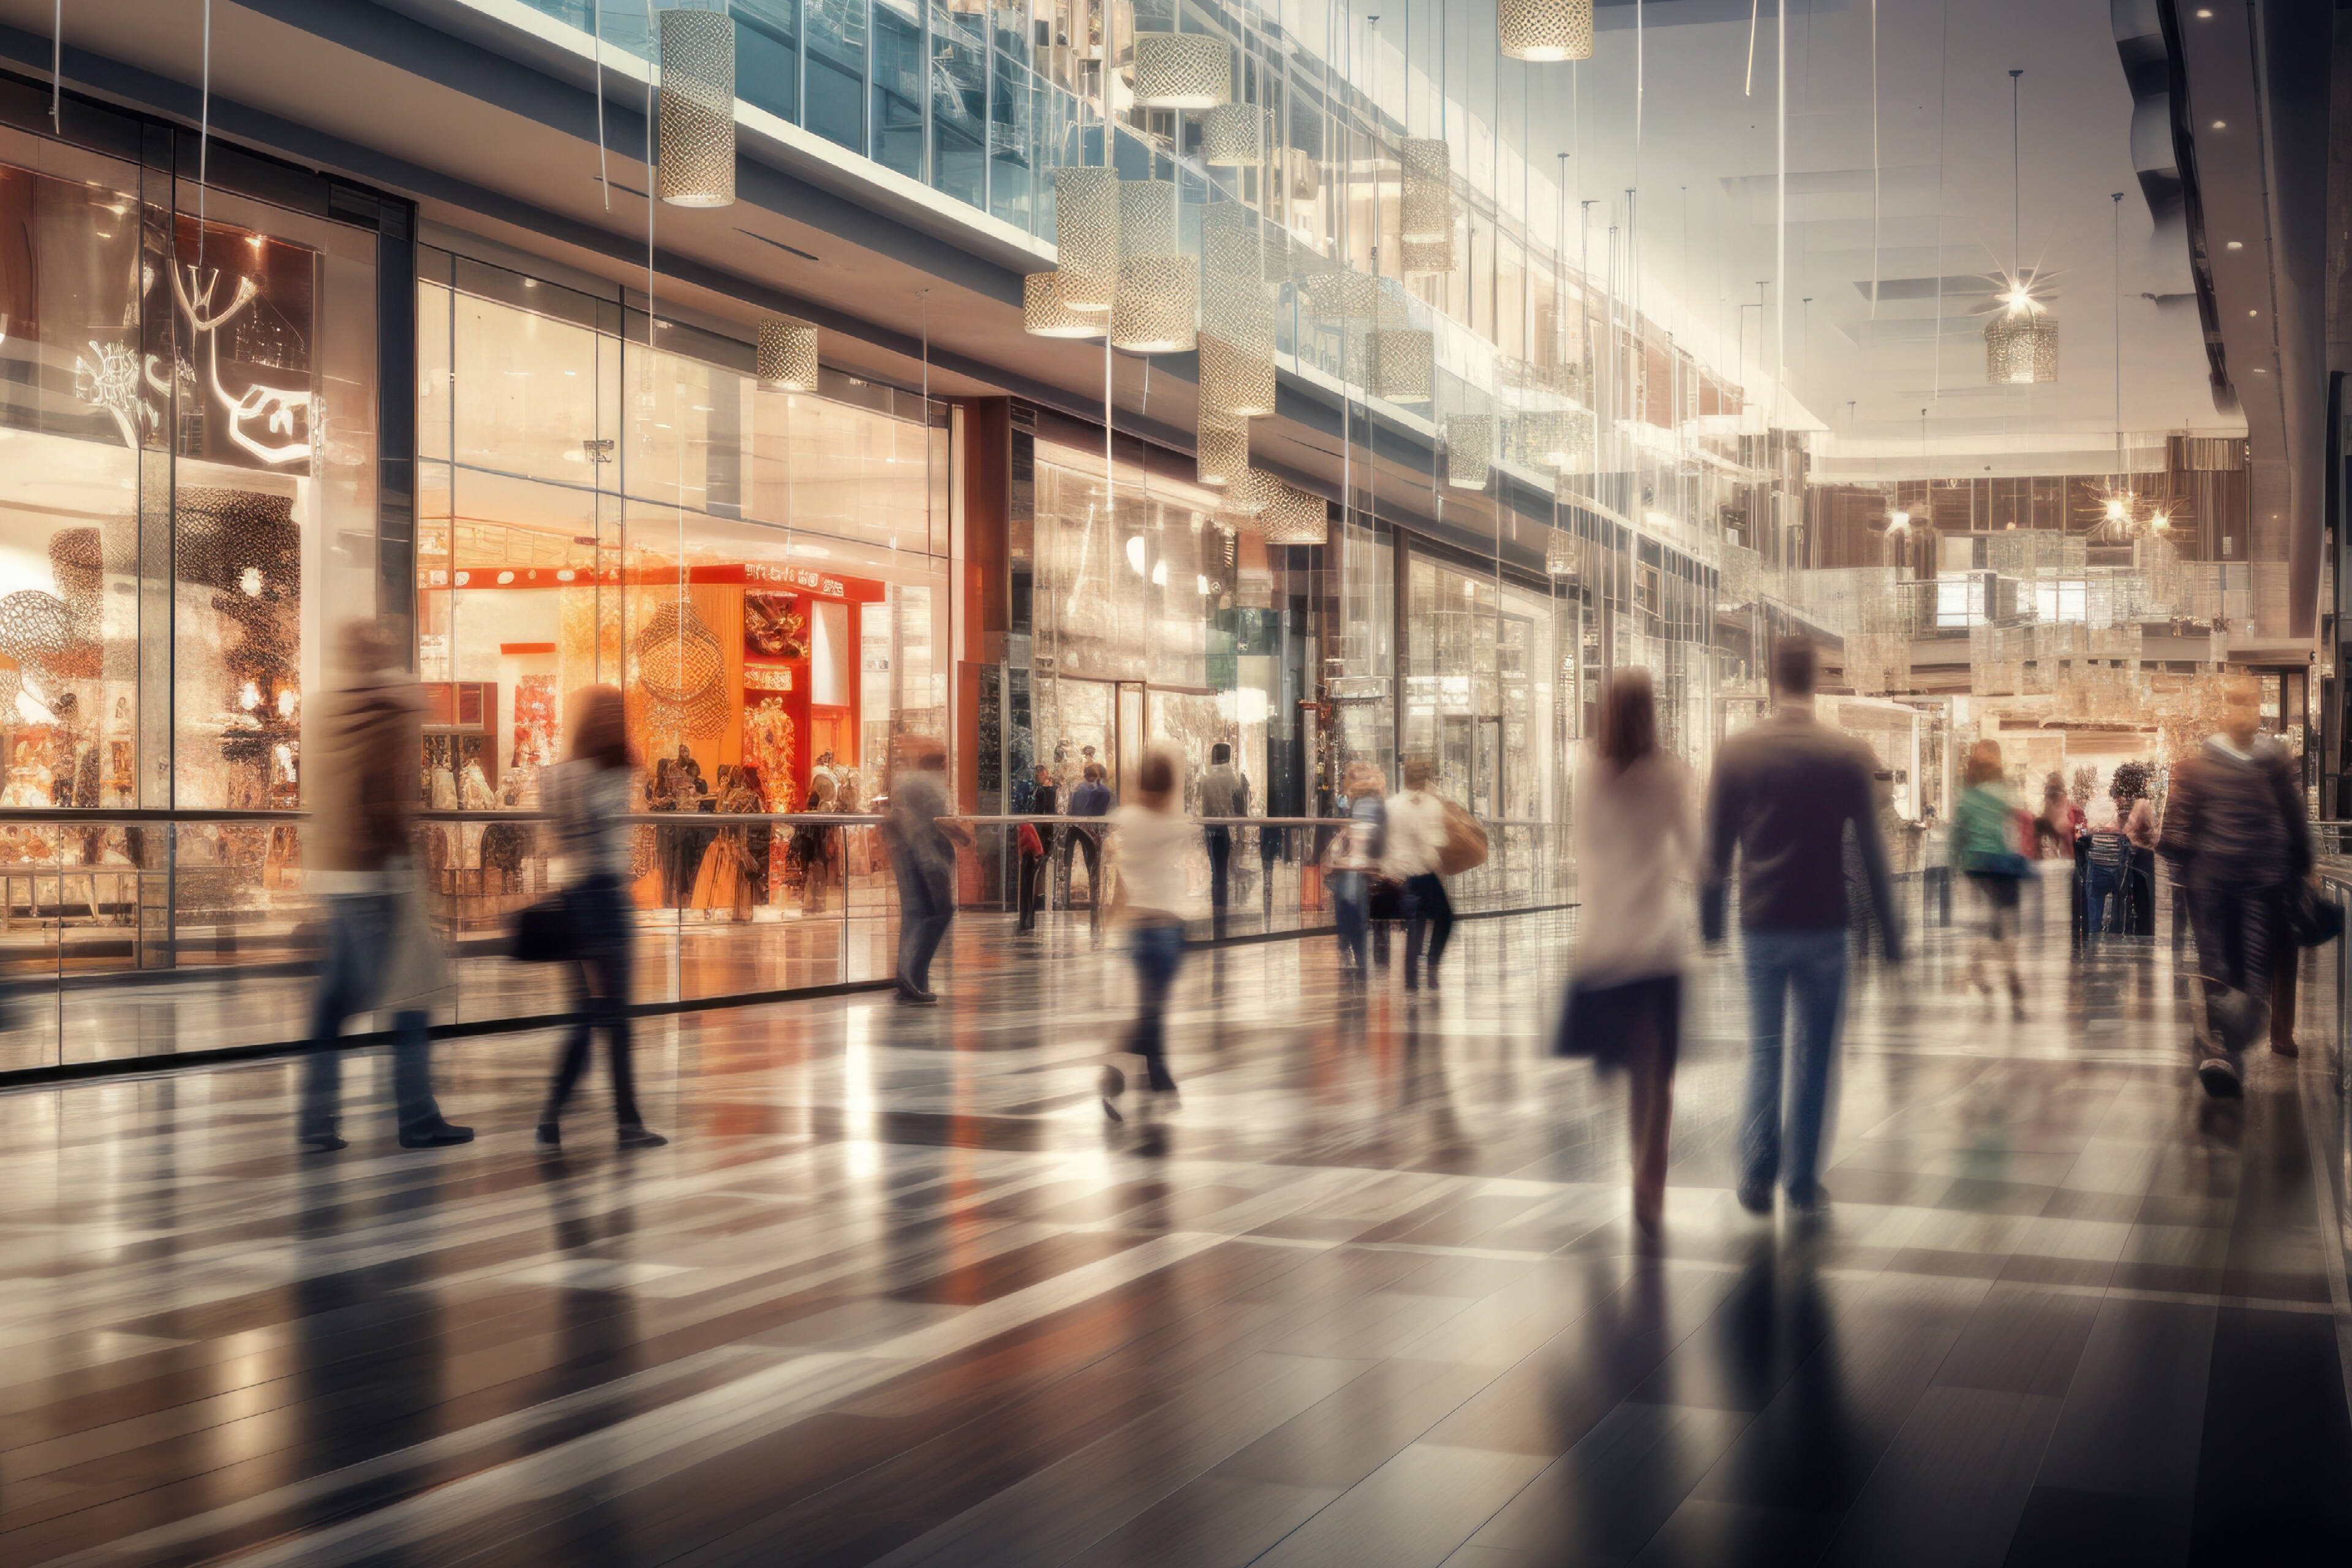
[1200,102,1262,165]
[1499,0,1594,62]
[1445,415,1493,489]
[1221,466,1280,518]
[657,7,737,208]
[1257,483,1329,546]
[1119,178,1180,258]
[1368,329,1434,402]
[1199,333,1278,420]
[1133,32,1232,109]
[1401,236,1457,275]
[756,317,820,390]
[1054,167,1120,312]
[1400,138,1452,243]
[1110,255,1199,353]
[1197,421,1249,488]
[1985,306,2058,384]
[1023,272,1105,338]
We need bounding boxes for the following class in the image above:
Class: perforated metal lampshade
[1119,179,1180,258]
[1445,415,1493,489]
[1132,32,1233,110]
[658,7,737,208]
[1053,167,1120,312]
[1196,421,1249,488]
[1220,466,1280,518]
[1023,272,1104,338]
[1985,305,2058,384]
[1367,329,1433,403]
[1199,333,1277,421]
[1257,483,1329,546]
[1399,138,1452,243]
[1200,102,1262,165]
[1499,0,1594,62]
[1110,255,1199,353]
[1401,236,1456,275]
[756,317,820,390]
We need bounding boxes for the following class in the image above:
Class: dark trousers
[1332,870,1369,968]
[1126,920,1184,1091]
[1404,872,1453,978]
[2187,885,2280,1057]
[1204,827,1232,935]
[2084,865,2124,942]
[892,850,955,993]
[1017,849,1048,930]
[300,892,440,1137]
[1738,928,1850,1202]
[545,875,644,1127]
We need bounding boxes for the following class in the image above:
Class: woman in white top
[1563,670,1697,1235]
[1383,757,1454,990]
[1100,741,1190,1120]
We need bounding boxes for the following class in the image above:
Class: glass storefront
[415,248,950,929]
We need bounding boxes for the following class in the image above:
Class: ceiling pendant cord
[2010,69,2023,292]
[594,1,609,209]
[2113,190,2124,485]
[1868,0,1879,322]
[50,1,61,130]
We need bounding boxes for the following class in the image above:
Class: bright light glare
[1887,510,1910,531]
[1125,536,1147,576]
[2152,511,2171,530]
[2105,499,2128,522]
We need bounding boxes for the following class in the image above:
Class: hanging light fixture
[1221,466,1280,517]
[1023,271,1104,337]
[1119,178,1180,258]
[1402,236,1456,275]
[1197,420,1249,488]
[1133,32,1232,110]
[1446,415,1493,489]
[1054,166,1120,312]
[756,317,820,390]
[1984,69,2056,385]
[1367,328,1434,402]
[1199,333,1278,420]
[1257,483,1329,545]
[1200,102,1264,165]
[1499,0,1593,62]
[657,6,736,208]
[1111,255,1199,353]
[1400,138,1452,243]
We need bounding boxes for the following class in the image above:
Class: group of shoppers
[298,637,662,1152]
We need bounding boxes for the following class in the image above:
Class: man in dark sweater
[2158,675,2311,1097]
[1702,638,1901,1216]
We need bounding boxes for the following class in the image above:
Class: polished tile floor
[2,892,2348,1566]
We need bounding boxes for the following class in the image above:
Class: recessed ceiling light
[2212,120,2227,130]
[2226,239,2244,250]
[2195,6,2212,13]
[2248,309,2258,317]
[2253,367,2267,374]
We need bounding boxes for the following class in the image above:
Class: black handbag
[509,892,576,962]
[2285,882,2345,949]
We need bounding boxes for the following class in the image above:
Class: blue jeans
[1126,921,1185,1090]
[1332,871,1369,967]
[1738,928,1850,1202]
[300,892,440,1137]
[892,849,954,993]
[2084,865,2124,941]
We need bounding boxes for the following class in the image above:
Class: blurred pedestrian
[1562,671,1695,1235]
[2160,676,2311,1095]
[1100,741,1189,1121]
[1702,638,1901,1217]
[1952,739,2027,1009]
[1017,763,1058,932]
[538,686,665,1148]
[1327,761,1386,981]
[1383,756,1455,991]
[2125,796,2158,937]
[298,619,470,1152]
[1065,760,1114,941]
[1197,742,1250,938]
[884,737,968,1002]
[2082,797,2129,945]
[797,767,839,913]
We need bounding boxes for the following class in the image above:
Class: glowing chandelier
[1984,69,2056,385]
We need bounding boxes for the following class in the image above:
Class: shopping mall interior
[0,0,2343,1561]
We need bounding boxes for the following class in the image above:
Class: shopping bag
[1437,800,1488,875]
[508,893,576,963]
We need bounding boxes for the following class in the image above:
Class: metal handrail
[0,808,1562,831]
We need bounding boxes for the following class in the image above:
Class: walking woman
[1327,761,1386,981]
[1952,739,2029,1015]
[1560,671,1694,1236]
[539,685,667,1148]
[1099,742,1190,1121]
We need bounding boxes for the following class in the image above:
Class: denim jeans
[545,875,644,1127]
[1738,927,1850,1202]
[892,849,955,993]
[1403,872,1453,976]
[2083,865,2124,942]
[300,892,440,1137]
[1126,920,1185,1090]
[1332,871,1369,968]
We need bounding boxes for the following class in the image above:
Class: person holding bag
[1951,739,2030,1012]
[1556,671,1694,1236]
[1382,756,1456,991]
[537,686,666,1148]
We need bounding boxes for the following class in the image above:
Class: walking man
[1197,742,1249,938]
[1702,638,1901,1216]
[884,739,968,1003]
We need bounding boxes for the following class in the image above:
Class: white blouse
[1570,746,1698,985]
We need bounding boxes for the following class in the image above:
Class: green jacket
[1950,783,2018,867]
